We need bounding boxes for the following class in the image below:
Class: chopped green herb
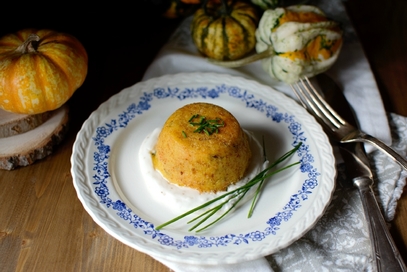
[188,114,224,135]
[188,114,199,122]
[182,131,187,138]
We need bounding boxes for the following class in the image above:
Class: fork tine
[292,77,407,172]
[301,77,344,128]
[291,77,346,130]
[291,80,311,109]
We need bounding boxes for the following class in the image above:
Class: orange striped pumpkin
[0,29,88,114]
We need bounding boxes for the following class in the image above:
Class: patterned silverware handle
[353,177,407,272]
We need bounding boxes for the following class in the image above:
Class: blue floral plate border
[71,73,336,265]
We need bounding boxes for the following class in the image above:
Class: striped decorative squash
[0,29,88,114]
[191,0,259,61]
[255,5,343,83]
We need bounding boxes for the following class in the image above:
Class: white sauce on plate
[138,128,267,214]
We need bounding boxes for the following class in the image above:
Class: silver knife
[315,74,407,272]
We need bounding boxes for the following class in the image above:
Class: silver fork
[292,76,407,271]
[291,77,407,171]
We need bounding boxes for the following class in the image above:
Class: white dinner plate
[71,72,336,265]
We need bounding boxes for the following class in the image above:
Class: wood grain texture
[0,4,175,272]
[0,109,51,138]
[0,1,406,271]
[0,106,69,170]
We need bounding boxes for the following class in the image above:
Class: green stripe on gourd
[208,5,343,84]
[191,0,259,61]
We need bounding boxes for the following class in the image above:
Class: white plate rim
[71,72,336,265]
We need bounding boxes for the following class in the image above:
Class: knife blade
[315,74,407,272]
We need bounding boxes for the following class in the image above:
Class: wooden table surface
[1,1,406,271]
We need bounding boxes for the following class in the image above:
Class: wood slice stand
[0,105,69,170]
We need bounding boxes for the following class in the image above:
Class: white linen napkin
[142,1,407,270]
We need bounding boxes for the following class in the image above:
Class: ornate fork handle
[341,130,407,171]
[354,176,407,272]
[292,75,407,270]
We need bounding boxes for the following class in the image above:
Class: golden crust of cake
[153,102,252,193]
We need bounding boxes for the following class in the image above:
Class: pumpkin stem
[220,0,230,14]
[202,0,209,14]
[202,0,232,16]
[15,34,40,54]
[207,46,275,67]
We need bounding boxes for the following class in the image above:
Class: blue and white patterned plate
[71,72,336,265]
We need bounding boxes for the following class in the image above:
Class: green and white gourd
[209,5,343,84]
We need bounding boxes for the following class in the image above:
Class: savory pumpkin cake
[152,102,251,193]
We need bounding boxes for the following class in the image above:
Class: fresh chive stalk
[155,142,302,232]
[247,136,268,218]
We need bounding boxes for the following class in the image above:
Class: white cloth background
[141,1,407,271]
